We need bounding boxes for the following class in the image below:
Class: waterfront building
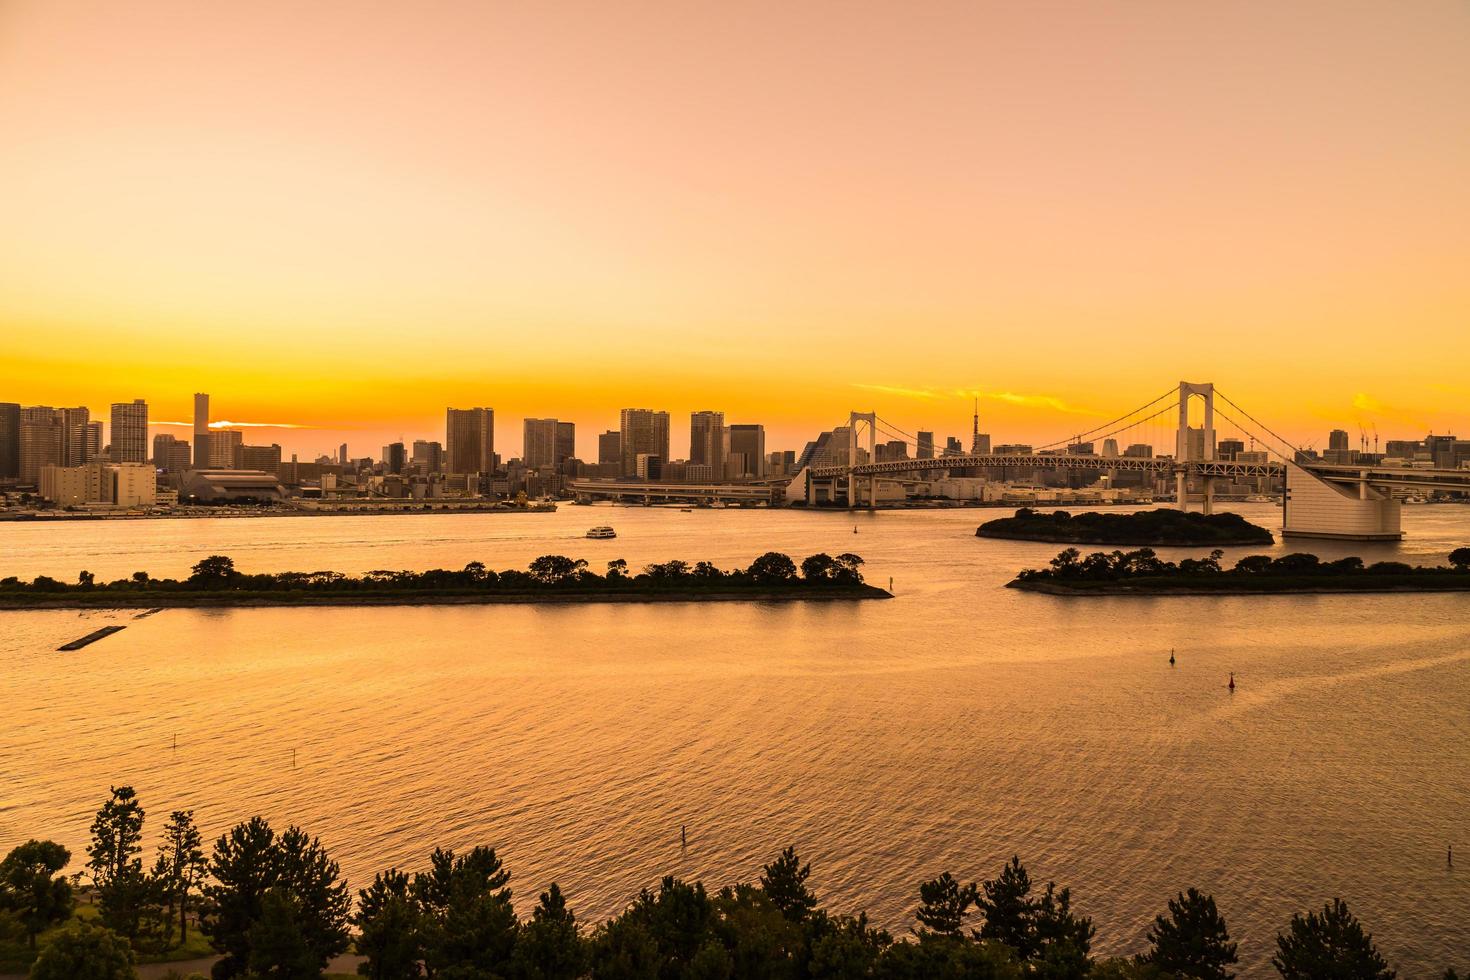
[58,407,91,466]
[110,399,148,463]
[1066,442,1095,455]
[690,411,726,475]
[381,442,406,474]
[1123,443,1154,458]
[86,421,104,461]
[523,418,560,469]
[209,428,244,468]
[556,421,575,465]
[620,409,669,477]
[1102,438,1119,458]
[944,436,963,457]
[635,452,663,480]
[598,430,621,465]
[39,462,156,507]
[0,402,18,480]
[729,424,765,477]
[18,407,64,485]
[181,469,286,503]
[1217,438,1245,461]
[412,440,444,473]
[193,393,210,468]
[153,435,192,474]
[446,407,495,474]
[240,444,283,471]
[917,431,935,459]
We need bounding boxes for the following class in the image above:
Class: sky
[2,0,1468,460]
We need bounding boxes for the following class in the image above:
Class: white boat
[585,526,617,539]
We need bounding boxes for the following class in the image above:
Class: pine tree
[154,810,205,948]
[976,856,1034,954]
[86,786,148,939]
[760,847,817,923]
[1272,899,1395,980]
[1140,888,1238,979]
[0,840,73,948]
[914,871,976,937]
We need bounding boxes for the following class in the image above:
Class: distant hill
[977,508,1274,546]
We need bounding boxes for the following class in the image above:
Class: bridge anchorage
[801,380,1470,541]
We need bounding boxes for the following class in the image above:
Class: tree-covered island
[0,552,890,609]
[978,508,1274,546]
[1010,546,1470,595]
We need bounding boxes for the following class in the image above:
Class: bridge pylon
[1175,381,1217,514]
[848,412,877,509]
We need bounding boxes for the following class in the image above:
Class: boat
[585,526,617,539]
[679,507,692,513]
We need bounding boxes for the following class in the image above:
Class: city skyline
[3,1,1469,449]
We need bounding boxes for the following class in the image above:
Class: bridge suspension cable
[1030,384,1182,451]
[1212,389,1306,461]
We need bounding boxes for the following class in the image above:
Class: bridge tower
[848,412,877,509]
[1175,382,1217,514]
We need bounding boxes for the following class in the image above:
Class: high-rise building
[944,436,963,456]
[85,421,103,462]
[556,421,576,465]
[446,407,495,474]
[18,407,63,485]
[1123,443,1154,458]
[1102,438,1120,458]
[0,402,19,480]
[339,443,349,466]
[1216,439,1245,461]
[209,428,243,468]
[689,411,727,476]
[193,393,210,468]
[522,418,560,468]
[153,433,192,472]
[61,407,91,466]
[917,431,935,459]
[412,440,444,472]
[728,424,766,477]
[240,444,283,471]
[598,430,621,465]
[1328,429,1350,453]
[110,399,148,463]
[620,409,669,477]
[381,442,406,474]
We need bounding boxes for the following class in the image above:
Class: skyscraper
[689,411,726,474]
[0,402,19,480]
[1328,429,1350,453]
[619,409,669,477]
[446,407,495,474]
[381,442,406,474]
[193,393,210,468]
[61,407,91,466]
[412,440,443,472]
[209,428,243,468]
[85,420,103,461]
[729,424,766,477]
[917,431,935,459]
[556,421,576,464]
[522,418,560,468]
[110,399,148,463]
[18,407,62,485]
[598,430,621,465]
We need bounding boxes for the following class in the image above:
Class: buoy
[681,825,687,848]
[1228,673,1235,692]
[1169,649,1175,666]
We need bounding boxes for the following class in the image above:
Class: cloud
[851,384,1097,416]
[851,383,943,400]
[150,420,310,429]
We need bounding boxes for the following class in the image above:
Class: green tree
[354,869,422,980]
[746,552,797,584]
[0,840,74,948]
[413,846,518,978]
[511,883,586,980]
[975,857,1092,973]
[153,811,205,948]
[914,872,975,937]
[759,847,816,923]
[1139,888,1237,980]
[247,887,321,980]
[800,554,838,582]
[86,786,148,940]
[529,555,586,584]
[975,857,1032,953]
[202,818,350,979]
[1272,899,1394,980]
[78,570,95,587]
[1448,547,1470,571]
[189,555,237,586]
[606,559,630,580]
[27,921,136,980]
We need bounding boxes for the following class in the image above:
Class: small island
[1009,546,1470,595]
[0,552,891,609]
[977,507,1274,546]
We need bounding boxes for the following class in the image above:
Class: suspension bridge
[805,381,1470,540]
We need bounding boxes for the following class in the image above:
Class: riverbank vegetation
[1011,546,1470,594]
[977,509,1274,546]
[1,786,1442,979]
[0,552,887,609]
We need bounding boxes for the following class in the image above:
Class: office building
[944,436,963,456]
[690,411,727,472]
[1066,441,1095,455]
[412,440,444,473]
[110,399,148,463]
[85,421,104,461]
[18,407,84,485]
[446,407,495,474]
[40,462,156,507]
[1217,439,1245,461]
[193,393,210,468]
[240,444,283,472]
[972,432,992,455]
[1124,444,1154,458]
[339,443,349,465]
[522,418,561,468]
[153,434,192,473]
[209,428,243,468]
[1102,438,1119,458]
[0,402,19,480]
[598,430,621,465]
[728,424,765,477]
[620,409,670,477]
[917,431,935,459]
[1328,429,1350,454]
[381,442,406,474]
[556,421,575,465]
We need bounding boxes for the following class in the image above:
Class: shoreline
[0,585,892,610]
[977,529,1273,547]
[1008,579,1470,597]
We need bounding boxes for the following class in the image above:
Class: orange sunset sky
[2,0,1468,460]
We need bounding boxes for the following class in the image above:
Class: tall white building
[110,399,149,463]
